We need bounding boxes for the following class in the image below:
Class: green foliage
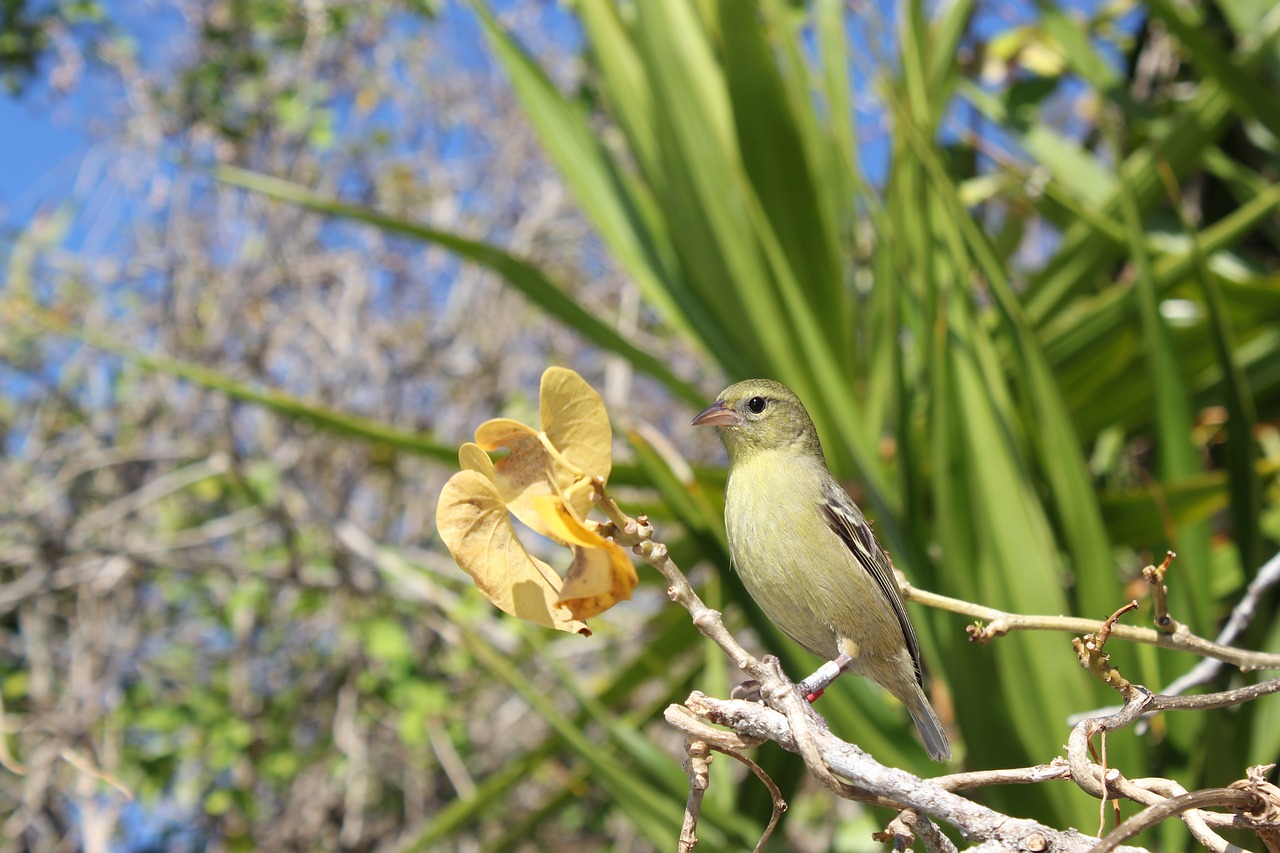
[0,0,113,94]
[0,0,46,94]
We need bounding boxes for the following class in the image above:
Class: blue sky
[0,89,88,223]
[0,0,1122,218]
[0,0,187,229]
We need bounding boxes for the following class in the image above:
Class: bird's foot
[749,656,831,729]
[730,679,762,702]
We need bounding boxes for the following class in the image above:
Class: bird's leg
[798,653,854,702]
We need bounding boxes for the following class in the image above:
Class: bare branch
[721,745,785,853]
[932,760,1072,792]
[678,692,1136,853]
[916,814,960,853]
[1089,788,1262,853]
[1163,550,1280,695]
[58,749,135,802]
[911,583,1280,671]
[1140,552,1179,633]
[677,737,709,853]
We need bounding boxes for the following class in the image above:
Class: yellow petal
[540,367,611,515]
[557,539,638,620]
[435,470,590,636]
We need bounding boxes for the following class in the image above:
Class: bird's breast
[723,454,846,659]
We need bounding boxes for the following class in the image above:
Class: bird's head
[690,379,823,462]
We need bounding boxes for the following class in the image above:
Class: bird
[691,378,951,761]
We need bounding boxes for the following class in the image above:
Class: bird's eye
[746,396,767,414]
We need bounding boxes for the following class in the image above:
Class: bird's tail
[909,688,952,762]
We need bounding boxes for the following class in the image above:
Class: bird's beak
[690,401,743,428]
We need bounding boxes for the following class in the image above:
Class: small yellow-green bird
[692,379,951,762]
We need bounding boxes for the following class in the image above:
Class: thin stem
[904,583,1280,671]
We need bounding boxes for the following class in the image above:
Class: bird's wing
[819,482,925,687]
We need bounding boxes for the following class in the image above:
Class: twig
[914,814,960,853]
[664,706,782,851]
[1126,776,1236,850]
[1141,552,1180,633]
[58,748,135,801]
[1163,550,1280,695]
[665,703,775,851]
[1067,683,1280,849]
[1072,551,1280,726]
[1230,765,1280,853]
[66,453,232,548]
[678,738,709,853]
[878,810,919,850]
[931,760,1072,791]
[1074,602,1142,698]
[722,745,786,853]
[905,583,1280,671]
[1094,727,1115,837]
[1089,788,1262,853]
[1097,601,1141,650]
[879,810,961,853]
[1069,681,1280,797]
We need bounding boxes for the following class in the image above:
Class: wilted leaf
[533,493,605,548]
[533,495,637,619]
[540,366,612,489]
[439,368,632,630]
[471,420,564,541]
[469,366,613,536]
[435,470,590,636]
[458,441,496,479]
[559,543,637,621]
